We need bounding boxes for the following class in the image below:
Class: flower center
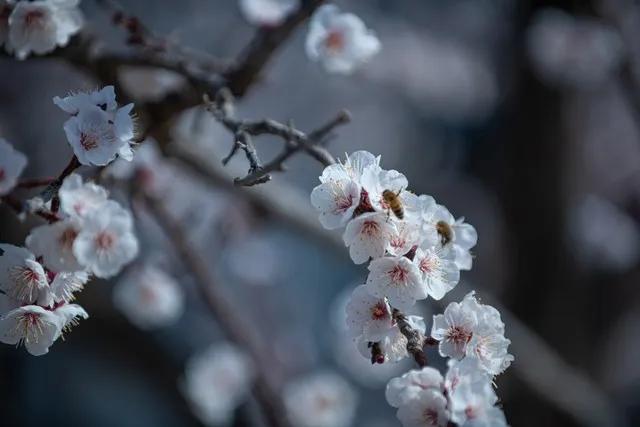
[80,132,99,151]
[388,265,408,285]
[448,326,472,344]
[370,302,388,320]
[361,220,380,236]
[9,266,42,302]
[325,30,345,52]
[423,409,439,425]
[59,227,78,250]
[419,255,437,273]
[95,232,115,251]
[16,312,44,343]
[24,9,46,27]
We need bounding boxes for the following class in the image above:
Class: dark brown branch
[16,177,55,189]
[204,92,348,186]
[37,155,81,212]
[1,194,60,223]
[392,309,428,367]
[140,193,291,427]
[223,0,326,96]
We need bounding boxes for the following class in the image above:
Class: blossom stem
[16,177,55,189]
[392,308,428,367]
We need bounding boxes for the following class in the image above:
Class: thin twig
[140,193,291,427]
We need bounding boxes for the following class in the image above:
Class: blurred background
[1,0,639,426]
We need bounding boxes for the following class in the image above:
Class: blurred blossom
[283,371,358,427]
[119,66,186,102]
[239,0,298,27]
[107,140,172,195]
[369,28,498,122]
[225,232,282,286]
[113,264,184,330]
[182,343,254,426]
[306,5,381,74]
[569,195,640,272]
[5,0,83,60]
[527,8,623,89]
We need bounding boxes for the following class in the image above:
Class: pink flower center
[448,326,472,344]
[9,266,42,301]
[419,255,436,273]
[370,302,388,320]
[465,406,478,419]
[80,132,99,151]
[325,30,345,52]
[361,220,380,236]
[388,265,408,285]
[95,232,115,250]
[423,409,439,425]
[24,9,45,27]
[334,193,354,213]
[59,227,78,250]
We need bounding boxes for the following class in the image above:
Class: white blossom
[53,302,88,333]
[53,85,118,115]
[284,371,357,427]
[448,366,506,427]
[26,219,83,272]
[345,284,393,341]
[72,200,139,278]
[113,264,184,330]
[0,244,48,304]
[48,270,89,303]
[239,0,298,26]
[311,151,380,229]
[62,103,135,166]
[59,173,109,218]
[413,245,460,300]
[7,0,83,60]
[366,254,424,309]
[396,389,450,427]
[0,304,62,355]
[461,292,513,376]
[431,298,477,360]
[385,367,444,408]
[343,211,396,264]
[0,138,27,196]
[182,343,254,426]
[306,5,380,74]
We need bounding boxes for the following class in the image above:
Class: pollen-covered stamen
[58,226,78,250]
[423,409,439,426]
[361,219,380,236]
[330,181,355,214]
[325,30,345,52]
[14,312,45,345]
[23,9,45,28]
[79,132,99,151]
[447,326,472,345]
[95,231,115,252]
[9,265,43,302]
[370,301,389,320]
[388,265,409,286]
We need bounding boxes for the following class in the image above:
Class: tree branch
[140,192,291,427]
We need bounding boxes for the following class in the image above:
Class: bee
[382,189,404,220]
[436,220,453,246]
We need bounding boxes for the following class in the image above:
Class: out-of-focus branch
[204,91,347,186]
[140,192,291,427]
[223,0,326,96]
